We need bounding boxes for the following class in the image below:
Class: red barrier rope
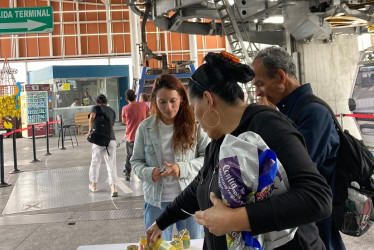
[3,127,31,137]
[49,120,62,124]
[2,120,62,137]
[34,120,62,128]
[343,114,374,119]
[2,114,374,138]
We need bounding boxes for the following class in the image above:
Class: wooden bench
[74,112,90,135]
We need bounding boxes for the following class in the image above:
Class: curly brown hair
[150,74,197,153]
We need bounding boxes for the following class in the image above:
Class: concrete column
[189,34,198,69]
[105,2,112,54]
[12,0,19,58]
[129,9,141,82]
[76,2,82,55]
[296,35,362,138]
[59,2,65,57]
[225,37,232,54]
[48,0,53,56]
[285,31,292,54]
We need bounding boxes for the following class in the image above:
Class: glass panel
[54,78,99,108]
[106,78,119,121]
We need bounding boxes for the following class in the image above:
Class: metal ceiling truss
[127,0,374,45]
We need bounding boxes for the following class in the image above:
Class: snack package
[218,132,297,250]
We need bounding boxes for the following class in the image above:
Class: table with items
[77,238,204,250]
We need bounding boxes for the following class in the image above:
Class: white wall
[296,34,371,139]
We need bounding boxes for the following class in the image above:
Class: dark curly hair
[188,52,255,104]
[150,74,197,153]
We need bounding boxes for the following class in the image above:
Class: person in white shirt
[71,98,79,107]
[131,74,210,241]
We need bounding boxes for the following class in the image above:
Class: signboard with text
[0,7,53,35]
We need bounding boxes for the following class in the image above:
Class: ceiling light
[263,16,284,24]
[227,0,235,6]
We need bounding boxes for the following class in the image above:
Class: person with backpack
[121,89,150,181]
[87,94,118,197]
[251,46,345,250]
[146,52,333,249]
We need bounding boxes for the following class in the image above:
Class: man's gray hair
[253,46,296,79]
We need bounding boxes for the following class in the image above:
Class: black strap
[95,105,109,120]
[294,95,343,132]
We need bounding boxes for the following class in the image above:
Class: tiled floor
[3,166,143,215]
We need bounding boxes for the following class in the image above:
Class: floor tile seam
[14,223,43,250]
[0,208,145,226]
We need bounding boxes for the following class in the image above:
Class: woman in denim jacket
[131,74,210,240]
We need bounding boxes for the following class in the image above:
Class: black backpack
[87,105,112,150]
[295,95,374,236]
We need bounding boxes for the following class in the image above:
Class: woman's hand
[152,168,163,182]
[195,192,251,236]
[160,161,180,178]
[146,222,162,245]
[85,132,90,138]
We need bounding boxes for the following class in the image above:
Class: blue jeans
[144,202,203,241]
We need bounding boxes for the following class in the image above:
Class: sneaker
[126,176,130,181]
[89,183,98,192]
[111,184,118,197]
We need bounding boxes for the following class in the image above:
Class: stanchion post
[340,113,344,130]
[45,121,52,156]
[30,125,41,163]
[60,119,66,150]
[9,129,22,174]
[0,134,11,187]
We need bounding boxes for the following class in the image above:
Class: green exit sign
[0,6,53,35]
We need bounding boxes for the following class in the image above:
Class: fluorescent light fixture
[227,0,235,6]
[263,16,284,24]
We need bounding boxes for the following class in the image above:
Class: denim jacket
[130,115,210,208]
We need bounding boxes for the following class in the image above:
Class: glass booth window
[55,79,99,108]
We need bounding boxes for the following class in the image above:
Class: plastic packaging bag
[218,132,297,250]
[336,181,373,236]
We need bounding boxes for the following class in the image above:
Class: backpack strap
[294,95,343,132]
[94,105,112,128]
[95,105,108,119]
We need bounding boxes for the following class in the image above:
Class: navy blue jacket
[277,84,339,187]
[277,83,345,250]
